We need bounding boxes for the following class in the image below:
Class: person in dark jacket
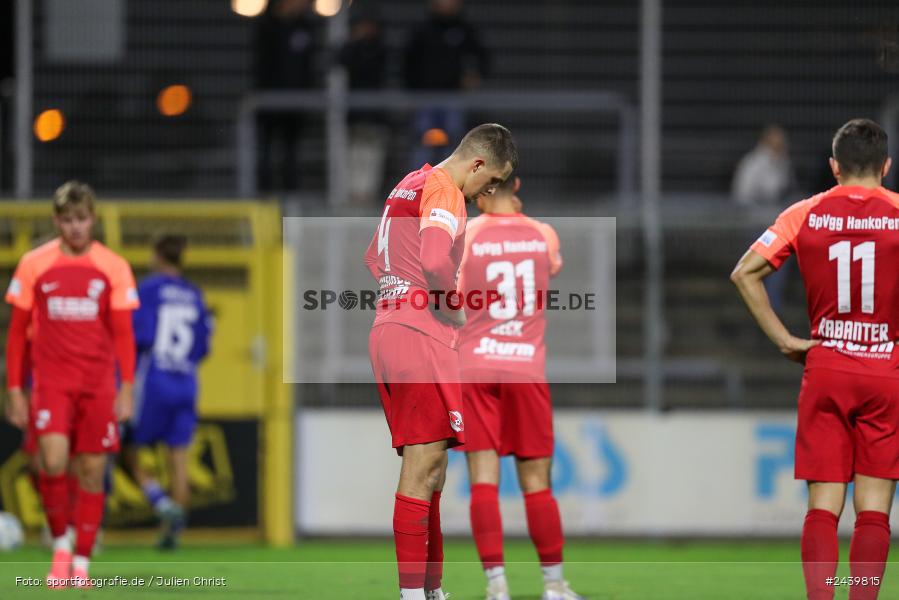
[340,8,389,204]
[403,0,490,169]
[254,0,322,192]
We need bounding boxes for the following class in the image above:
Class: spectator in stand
[732,125,796,206]
[733,125,798,313]
[254,0,321,192]
[403,0,489,169]
[340,8,389,205]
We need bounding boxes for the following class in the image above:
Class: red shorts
[458,369,553,459]
[31,384,119,454]
[796,368,899,482]
[369,323,464,455]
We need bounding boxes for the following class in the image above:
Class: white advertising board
[296,410,891,536]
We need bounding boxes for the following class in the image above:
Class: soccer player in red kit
[457,176,582,600]
[4,181,138,588]
[365,124,517,600]
[732,119,899,600]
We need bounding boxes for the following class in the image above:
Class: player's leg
[847,377,899,600]
[425,451,448,599]
[796,370,855,600]
[509,381,582,600]
[157,444,190,550]
[467,449,507,600]
[396,439,448,600]
[848,475,894,600]
[68,388,119,587]
[38,432,74,586]
[129,389,179,528]
[517,457,574,600]
[33,385,76,588]
[461,375,507,598]
[371,324,462,600]
[155,399,197,550]
[70,451,107,587]
[803,482,847,600]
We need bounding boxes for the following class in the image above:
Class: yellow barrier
[0,200,291,546]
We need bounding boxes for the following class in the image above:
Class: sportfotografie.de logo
[301,288,597,311]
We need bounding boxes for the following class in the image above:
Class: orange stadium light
[157,85,192,117]
[231,0,268,17]
[33,109,65,142]
[422,128,450,147]
[314,0,342,17]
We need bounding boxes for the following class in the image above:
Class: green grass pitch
[0,539,891,599]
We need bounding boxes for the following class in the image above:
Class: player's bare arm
[730,248,819,363]
[5,388,28,430]
[114,382,134,422]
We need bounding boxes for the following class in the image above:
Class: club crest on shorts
[35,409,51,430]
[448,410,464,432]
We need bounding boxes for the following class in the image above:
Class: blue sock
[142,482,170,511]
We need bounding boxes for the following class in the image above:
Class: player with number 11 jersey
[733,118,899,600]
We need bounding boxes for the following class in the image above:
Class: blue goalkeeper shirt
[133,273,212,406]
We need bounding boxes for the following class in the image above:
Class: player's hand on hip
[779,336,821,364]
[115,383,134,422]
[5,388,29,430]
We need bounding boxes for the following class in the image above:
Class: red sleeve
[420,226,456,291]
[750,197,815,269]
[111,309,136,384]
[5,306,31,390]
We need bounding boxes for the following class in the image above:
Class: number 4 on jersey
[378,205,391,272]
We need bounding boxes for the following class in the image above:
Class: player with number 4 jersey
[365,124,517,600]
[732,119,899,600]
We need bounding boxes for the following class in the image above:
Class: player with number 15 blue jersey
[129,235,212,549]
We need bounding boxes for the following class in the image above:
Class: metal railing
[236,90,638,204]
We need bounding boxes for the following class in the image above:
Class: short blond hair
[53,180,96,215]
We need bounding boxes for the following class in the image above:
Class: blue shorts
[132,381,197,448]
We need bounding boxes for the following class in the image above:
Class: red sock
[470,483,504,569]
[425,491,444,591]
[38,473,70,539]
[801,509,839,600]
[394,494,430,590]
[524,488,563,566]
[67,474,79,527]
[74,489,105,558]
[849,511,890,600]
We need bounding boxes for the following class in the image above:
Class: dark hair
[832,118,889,178]
[457,123,519,170]
[494,171,518,195]
[153,234,187,267]
[53,180,96,215]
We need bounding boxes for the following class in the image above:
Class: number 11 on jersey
[829,240,874,314]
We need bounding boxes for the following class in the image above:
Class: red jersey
[5,239,139,390]
[752,185,899,377]
[365,164,468,348]
[457,212,562,379]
